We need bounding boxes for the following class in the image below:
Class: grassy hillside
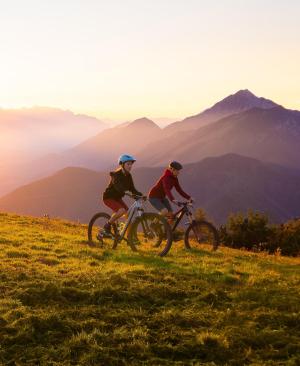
[0,213,299,365]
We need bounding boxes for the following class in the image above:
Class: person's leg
[109,208,126,224]
[149,198,167,214]
[162,198,182,241]
[103,199,128,233]
[148,197,173,216]
[147,198,172,240]
[149,197,173,225]
[160,198,174,226]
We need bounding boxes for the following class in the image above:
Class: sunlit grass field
[0,212,299,365]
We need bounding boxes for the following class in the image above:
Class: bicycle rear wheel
[128,213,172,256]
[184,220,219,251]
[88,212,118,248]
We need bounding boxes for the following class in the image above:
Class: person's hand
[131,193,144,200]
[189,197,194,203]
[135,193,147,201]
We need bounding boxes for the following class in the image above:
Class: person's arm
[174,178,191,200]
[128,174,143,196]
[162,175,175,201]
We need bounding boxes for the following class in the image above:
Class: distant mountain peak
[165,89,282,134]
[235,89,255,97]
[127,117,160,129]
[201,89,279,116]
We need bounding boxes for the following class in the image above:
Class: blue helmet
[118,154,136,165]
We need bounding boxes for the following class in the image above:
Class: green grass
[0,212,299,365]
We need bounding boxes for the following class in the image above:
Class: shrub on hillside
[219,211,272,251]
[268,218,300,257]
[194,207,207,221]
[220,212,300,257]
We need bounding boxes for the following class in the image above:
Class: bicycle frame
[115,196,145,241]
[171,203,194,232]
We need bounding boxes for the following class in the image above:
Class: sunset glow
[0,0,299,120]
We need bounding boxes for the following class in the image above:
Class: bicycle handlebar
[175,201,194,207]
[125,192,147,201]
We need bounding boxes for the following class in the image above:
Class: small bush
[220,211,272,251]
[268,218,300,257]
[194,207,207,221]
[220,212,300,257]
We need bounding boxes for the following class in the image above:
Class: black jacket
[103,169,142,200]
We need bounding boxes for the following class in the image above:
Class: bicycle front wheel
[128,213,172,256]
[184,220,219,251]
[88,212,118,249]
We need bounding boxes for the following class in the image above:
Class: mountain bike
[88,193,173,257]
[171,201,219,251]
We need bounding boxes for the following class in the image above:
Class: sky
[0,0,299,121]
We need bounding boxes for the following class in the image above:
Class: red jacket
[148,169,191,201]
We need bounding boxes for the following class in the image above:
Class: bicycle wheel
[88,212,118,249]
[128,213,172,256]
[184,220,219,251]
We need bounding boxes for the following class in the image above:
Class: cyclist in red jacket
[148,161,193,221]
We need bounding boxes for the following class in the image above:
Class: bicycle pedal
[96,233,103,240]
[97,232,113,240]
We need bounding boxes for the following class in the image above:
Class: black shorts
[148,197,172,212]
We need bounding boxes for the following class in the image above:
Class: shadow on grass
[111,244,223,268]
[185,247,224,258]
[111,250,239,287]
[113,252,174,269]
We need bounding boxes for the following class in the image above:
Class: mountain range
[0,117,162,195]
[163,89,279,134]
[0,107,107,160]
[37,117,162,172]
[138,105,300,168]
[0,89,299,224]
[22,89,300,178]
[1,154,299,224]
[0,107,107,195]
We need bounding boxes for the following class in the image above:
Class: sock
[104,222,111,231]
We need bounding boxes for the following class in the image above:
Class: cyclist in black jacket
[100,154,143,237]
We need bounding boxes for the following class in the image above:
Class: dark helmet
[169,161,183,170]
